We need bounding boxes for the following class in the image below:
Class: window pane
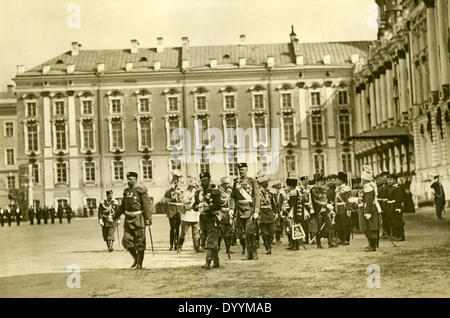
[140,120,152,148]
[168,97,178,111]
[168,119,179,147]
[111,99,121,113]
[311,114,323,143]
[196,96,206,110]
[55,123,66,150]
[27,103,36,116]
[225,118,237,145]
[225,95,235,109]
[55,101,64,115]
[7,176,16,189]
[113,161,124,181]
[112,122,123,148]
[283,116,294,142]
[142,160,153,180]
[5,123,13,137]
[32,164,39,184]
[311,92,321,106]
[83,100,92,114]
[339,113,350,141]
[254,94,264,109]
[140,98,150,112]
[27,124,38,152]
[254,117,266,144]
[83,121,94,149]
[285,155,296,175]
[57,162,67,183]
[6,149,14,165]
[282,93,292,108]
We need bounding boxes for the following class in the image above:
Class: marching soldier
[28,206,35,225]
[113,171,152,270]
[57,204,64,224]
[36,207,42,225]
[192,172,221,269]
[178,181,201,253]
[0,208,4,227]
[257,174,276,255]
[360,166,381,252]
[98,190,118,252]
[231,162,260,258]
[43,207,49,225]
[217,177,234,257]
[65,203,73,224]
[334,172,352,245]
[387,174,405,241]
[270,180,285,245]
[15,208,21,226]
[49,205,56,224]
[165,170,184,251]
[310,173,337,249]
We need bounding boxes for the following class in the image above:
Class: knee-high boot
[239,238,246,255]
[128,248,137,268]
[169,228,174,250]
[202,249,212,269]
[212,249,220,268]
[135,250,144,270]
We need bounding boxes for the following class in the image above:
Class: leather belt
[336,203,345,206]
[125,210,142,216]
[387,200,395,204]
[260,205,271,208]
[238,200,251,204]
[169,202,183,206]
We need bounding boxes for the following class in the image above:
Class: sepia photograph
[0,0,449,302]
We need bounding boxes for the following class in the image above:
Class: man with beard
[231,163,260,258]
[193,172,221,269]
[98,190,118,252]
[113,171,152,270]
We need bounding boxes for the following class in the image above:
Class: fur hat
[337,171,348,183]
[360,165,373,181]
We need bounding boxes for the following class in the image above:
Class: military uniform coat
[193,186,221,249]
[360,182,380,233]
[98,199,117,241]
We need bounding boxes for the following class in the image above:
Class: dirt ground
[0,207,449,298]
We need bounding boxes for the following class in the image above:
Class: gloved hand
[116,219,120,225]
[253,213,259,219]
[326,203,333,210]
[395,209,401,213]
[145,219,152,226]
[304,211,310,220]
[99,219,104,226]
[346,211,352,218]
[364,213,372,220]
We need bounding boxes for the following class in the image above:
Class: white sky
[0,0,377,89]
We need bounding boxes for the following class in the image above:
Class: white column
[369,81,377,128]
[355,87,361,134]
[380,69,388,125]
[385,63,394,125]
[42,93,54,207]
[375,73,382,127]
[425,1,440,104]
[436,0,450,97]
[68,93,80,210]
[361,85,368,132]
[394,145,401,173]
[325,84,335,146]
[398,51,409,121]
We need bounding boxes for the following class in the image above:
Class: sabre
[116,224,121,247]
[148,226,155,256]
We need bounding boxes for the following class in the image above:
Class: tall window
[282,115,295,143]
[4,122,13,137]
[285,155,297,176]
[112,161,124,181]
[84,161,96,183]
[311,113,324,143]
[56,162,67,183]
[55,123,67,151]
[139,98,150,113]
[253,94,264,109]
[27,123,38,152]
[196,96,207,111]
[168,118,180,148]
[27,102,37,117]
[111,98,122,114]
[83,121,95,150]
[168,97,178,112]
[341,153,352,173]
[170,159,182,171]
[6,149,14,165]
[281,93,292,108]
[338,111,351,142]
[195,118,209,147]
[338,90,348,105]
[314,153,325,173]
[32,164,39,184]
[142,160,153,180]
[200,162,210,174]
[86,198,97,210]
[227,152,239,177]
[225,117,237,146]
[7,176,16,189]
[254,116,267,145]
[140,119,152,149]
[311,92,321,106]
[111,121,123,149]
[54,101,65,116]
[82,100,93,115]
[225,95,235,110]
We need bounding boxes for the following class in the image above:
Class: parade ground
[0,207,449,298]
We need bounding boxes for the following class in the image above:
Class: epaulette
[363,183,374,193]
[135,186,148,194]
[342,185,351,192]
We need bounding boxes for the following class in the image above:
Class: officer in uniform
[284,177,303,251]
[57,203,64,224]
[165,170,184,251]
[270,180,285,245]
[231,162,260,257]
[298,176,311,244]
[15,207,21,226]
[43,207,49,225]
[217,177,234,256]
[49,206,56,224]
[360,166,380,251]
[36,207,42,225]
[193,172,221,269]
[310,173,337,249]
[113,171,152,270]
[387,174,405,241]
[28,206,35,225]
[431,174,446,219]
[0,208,5,227]
[377,172,389,238]
[257,174,276,255]
[177,181,201,253]
[6,207,12,227]
[98,190,118,252]
[334,172,352,245]
[65,203,73,224]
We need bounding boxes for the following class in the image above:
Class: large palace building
[12,28,371,211]
[353,0,449,203]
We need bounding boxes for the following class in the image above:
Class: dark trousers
[59,217,63,224]
[51,217,55,224]
[335,214,351,243]
[8,219,11,226]
[67,217,71,224]
[30,219,34,225]
[44,218,48,224]
[435,204,445,219]
[37,219,41,225]
[16,219,20,226]
[0,219,3,227]
[169,214,181,248]
[199,214,208,248]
